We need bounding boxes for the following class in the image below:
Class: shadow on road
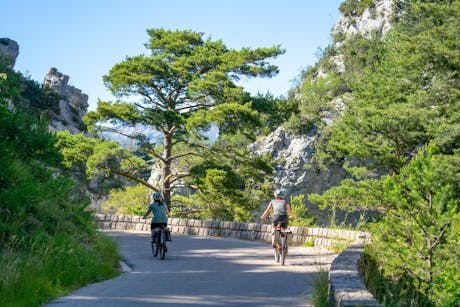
[47,231,337,307]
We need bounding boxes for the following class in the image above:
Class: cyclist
[143,191,170,241]
[261,189,293,252]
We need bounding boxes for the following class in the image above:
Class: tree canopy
[85,28,284,208]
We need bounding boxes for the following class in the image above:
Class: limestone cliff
[0,38,19,68]
[249,0,396,225]
[43,68,88,134]
[333,0,394,40]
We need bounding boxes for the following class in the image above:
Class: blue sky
[1,0,343,110]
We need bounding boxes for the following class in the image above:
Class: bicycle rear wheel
[160,232,166,260]
[274,248,280,262]
[281,238,286,265]
[151,241,158,257]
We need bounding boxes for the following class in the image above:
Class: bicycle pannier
[165,227,172,241]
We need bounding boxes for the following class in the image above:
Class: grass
[303,237,315,247]
[311,269,329,307]
[0,232,120,307]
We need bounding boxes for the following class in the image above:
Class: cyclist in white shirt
[261,189,294,252]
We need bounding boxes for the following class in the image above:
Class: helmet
[152,191,162,200]
[274,189,284,197]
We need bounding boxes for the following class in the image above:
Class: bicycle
[272,222,292,266]
[151,226,170,260]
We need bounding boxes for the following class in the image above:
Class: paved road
[47,231,337,306]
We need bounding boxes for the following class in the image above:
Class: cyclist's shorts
[272,214,288,228]
[151,222,167,230]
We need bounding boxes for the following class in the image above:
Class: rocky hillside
[44,68,89,133]
[249,0,396,224]
[1,38,89,134]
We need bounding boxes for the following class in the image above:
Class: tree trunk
[161,128,174,210]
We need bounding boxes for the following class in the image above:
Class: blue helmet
[152,191,162,200]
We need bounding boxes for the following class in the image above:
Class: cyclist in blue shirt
[143,191,170,230]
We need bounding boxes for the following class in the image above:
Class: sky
[1,0,343,111]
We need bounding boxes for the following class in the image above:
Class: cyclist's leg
[272,215,282,250]
[280,215,289,255]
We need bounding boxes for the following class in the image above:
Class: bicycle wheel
[274,248,280,262]
[160,233,166,260]
[281,237,286,265]
[151,241,158,257]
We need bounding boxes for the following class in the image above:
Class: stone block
[203,220,213,228]
[222,221,231,229]
[230,222,240,230]
[211,220,220,229]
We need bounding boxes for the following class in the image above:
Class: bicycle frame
[272,223,289,265]
[151,226,167,260]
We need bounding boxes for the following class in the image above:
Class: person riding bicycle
[260,189,293,252]
[143,191,170,240]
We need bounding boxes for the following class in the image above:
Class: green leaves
[368,144,460,305]
[91,28,284,207]
[300,3,460,304]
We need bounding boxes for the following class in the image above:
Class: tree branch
[97,164,159,191]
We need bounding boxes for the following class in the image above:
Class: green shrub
[290,195,316,226]
[102,184,150,215]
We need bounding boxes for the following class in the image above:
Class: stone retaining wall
[328,241,381,306]
[95,214,379,306]
[95,214,367,247]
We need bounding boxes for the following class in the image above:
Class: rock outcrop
[43,68,89,134]
[249,0,397,225]
[0,38,19,68]
[333,0,394,39]
[249,127,350,225]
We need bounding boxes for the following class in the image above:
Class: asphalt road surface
[47,230,337,307]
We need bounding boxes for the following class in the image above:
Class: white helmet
[274,189,284,197]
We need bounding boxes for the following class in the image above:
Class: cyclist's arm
[142,208,152,219]
[166,207,170,218]
[260,203,273,220]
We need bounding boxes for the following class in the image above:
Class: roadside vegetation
[0,66,120,307]
[302,1,460,305]
[2,1,459,305]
